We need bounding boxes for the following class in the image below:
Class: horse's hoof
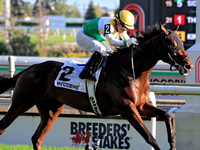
[85,145,89,150]
[85,145,94,150]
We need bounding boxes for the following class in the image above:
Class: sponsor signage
[0,115,168,149]
[149,74,186,100]
[65,117,168,149]
[149,75,185,83]
[70,121,131,149]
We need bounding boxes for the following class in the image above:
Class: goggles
[120,23,128,30]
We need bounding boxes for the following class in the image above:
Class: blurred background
[0,0,120,57]
[0,0,196,57]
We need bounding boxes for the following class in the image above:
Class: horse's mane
[139,23,161,43]
[111,23,161,57]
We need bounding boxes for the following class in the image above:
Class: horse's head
[159,24,193,75]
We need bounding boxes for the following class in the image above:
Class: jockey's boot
[79,51,103,81]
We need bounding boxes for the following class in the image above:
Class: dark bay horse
[0,24,193,150]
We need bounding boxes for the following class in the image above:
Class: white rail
[0,56,171,70]
[150,85,200,95]
[0,56,88,67]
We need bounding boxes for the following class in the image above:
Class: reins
[131,44,136,82]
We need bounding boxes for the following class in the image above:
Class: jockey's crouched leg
[79,51,103,81]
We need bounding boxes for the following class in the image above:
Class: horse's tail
[0,71,22,94]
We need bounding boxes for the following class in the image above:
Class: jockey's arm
[105,33,127,47]
[105,31,133,47]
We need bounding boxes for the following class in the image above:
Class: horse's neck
[105,34,161,81]
[134,34,162,79]
[134,51,158,77]
[105,52,157,83]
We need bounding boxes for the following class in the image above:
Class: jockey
[76,10,137,81]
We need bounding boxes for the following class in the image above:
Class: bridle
[160,31,188,72]
[130,30,189,80]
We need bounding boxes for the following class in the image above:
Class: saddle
[54,60,103,115]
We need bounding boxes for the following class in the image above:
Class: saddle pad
[54,60,101,93]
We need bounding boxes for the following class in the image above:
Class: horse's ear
[160,23,169,35]
[173,25,180,32]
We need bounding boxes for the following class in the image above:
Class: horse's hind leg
[0,97,36,135]
[138,101,175,150]
[31,100,64,150]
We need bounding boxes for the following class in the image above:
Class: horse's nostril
[185,64,191,70]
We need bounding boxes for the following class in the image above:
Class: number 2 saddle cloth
[54,60,101,93]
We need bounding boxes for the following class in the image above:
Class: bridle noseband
[161,31,188,71]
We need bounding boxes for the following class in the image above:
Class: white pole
[8,56,15,106]
[5,0,10,43]
[8,56,15,78]
[149,92,156,150]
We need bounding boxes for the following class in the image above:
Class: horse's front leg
[138,101,175,150]
[118,99,161,150]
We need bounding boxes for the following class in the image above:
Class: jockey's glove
[126,37,137,47]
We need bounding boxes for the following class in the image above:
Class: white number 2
[104,24,110,34]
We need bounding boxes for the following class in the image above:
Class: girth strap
[86,80,102,116]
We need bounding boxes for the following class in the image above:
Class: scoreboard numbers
[174,14,185,25]
[162,0,196,49]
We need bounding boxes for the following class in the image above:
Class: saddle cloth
[54,60,101,93]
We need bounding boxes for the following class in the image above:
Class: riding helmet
[116,10,135,29]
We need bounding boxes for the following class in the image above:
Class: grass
[30,34,76,47]
[0,144,84,150]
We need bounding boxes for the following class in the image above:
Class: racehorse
[0,24,193,150]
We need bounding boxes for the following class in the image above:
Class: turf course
[0,144,84,150]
